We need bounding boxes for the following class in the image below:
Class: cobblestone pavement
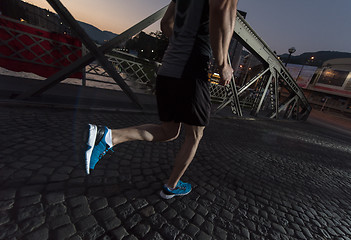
[1,106,351,240]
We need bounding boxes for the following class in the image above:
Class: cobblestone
[111,226,129,240]
[102,216,121,231]
[133,223,151,238]
[44,192,65,205]
[163,208,177,220]
[47,203,67,218]
[0,200,14,211]
[125,214,142,229]
[19,216,45,233]
[53,223,77,240]
[24,226,49,240]
[0,106,351,239]
[75,215,97,231]
[173,215,188,230]
[160,223,180,240]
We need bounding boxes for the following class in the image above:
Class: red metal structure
[0,16,82,78]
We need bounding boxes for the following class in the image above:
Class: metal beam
[228,56,242,116]
[273,70,279,119]
[16,4,168,102]
[215,56,242,115]
[46,0,142,108]
[270,95,298,119]
[286,98,298,119]
[254,72,273,116]
[230,12,311,119]
[238,68,269,95]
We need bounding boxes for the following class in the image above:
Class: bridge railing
[214,12,312,120]
[83,46,157,94]
[0,15,82,79]
[1,0,311,120]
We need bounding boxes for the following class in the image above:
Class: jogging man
[85,0,238,199]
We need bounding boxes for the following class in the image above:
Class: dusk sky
[26,0,351,55]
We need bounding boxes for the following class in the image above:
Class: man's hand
[219,63,233,86]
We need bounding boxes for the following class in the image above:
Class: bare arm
[209,0,238,85]
[160,1,176,38]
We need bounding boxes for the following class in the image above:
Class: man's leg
[85,121,180,174]
[111,121,181,145]
[166,124,205,188]
[111,122,204,188]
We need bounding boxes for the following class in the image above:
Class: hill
[77,21,118,45]
[279,51,351,67]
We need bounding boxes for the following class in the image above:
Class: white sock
[106,128,113,147]
[165,184,175,190]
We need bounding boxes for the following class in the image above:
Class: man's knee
[162,122,181,141]
[185,125,205,142]
[167,128,180,141]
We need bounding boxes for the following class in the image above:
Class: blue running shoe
[85,124,113,174]
[160,180,192,199]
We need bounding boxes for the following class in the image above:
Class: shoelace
[98,147,114,160]
[176,181,186,190]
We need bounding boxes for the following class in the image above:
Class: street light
[285,47,296,66]
[308,56,315,65]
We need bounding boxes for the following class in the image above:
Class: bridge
[0,1,311,121]
[1,1,351,240]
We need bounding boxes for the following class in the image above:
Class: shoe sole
[85,124,97,174]
[159,189,191,199]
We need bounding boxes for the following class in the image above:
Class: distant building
[305,58,351,113]
[0,0,71,35]
[236,53,263,87]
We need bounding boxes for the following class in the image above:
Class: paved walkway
[1,104,351,240]
[308,109,351,136]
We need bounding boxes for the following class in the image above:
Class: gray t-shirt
[158,0,211,78]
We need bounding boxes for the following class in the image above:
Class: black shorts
[156,57,211,126]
